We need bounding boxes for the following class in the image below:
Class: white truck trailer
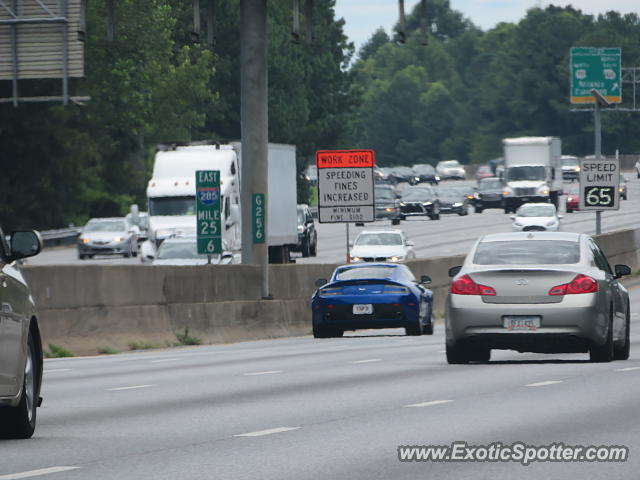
[232,142,298,264]
[502,137,563,213]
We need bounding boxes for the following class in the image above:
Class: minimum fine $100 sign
[316,149,375,223]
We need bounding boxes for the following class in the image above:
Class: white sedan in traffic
[350,230,416,263]
[511,203,562,232]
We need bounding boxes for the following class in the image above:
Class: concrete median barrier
[21,227,638,355]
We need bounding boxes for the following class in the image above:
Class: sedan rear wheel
[0,334,38,438]
[614,305,631,361]
[446,342,469,364]
[590,312,614,363]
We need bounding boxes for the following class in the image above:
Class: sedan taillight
[549,274,598,296]
[451,275,496,296]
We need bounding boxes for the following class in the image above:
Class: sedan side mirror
[315,278,328,288]
[9,230,42,261]
[406,240,415,247]
[420,275,432,285]
[558,215,563,220]
[614,264,631,279]
[448,266,462,278]
[509,215,515,220]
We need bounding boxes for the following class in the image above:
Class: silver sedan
[445,232,631,364]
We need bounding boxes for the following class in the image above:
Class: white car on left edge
[350,230,415,263]
[511,203,562,232]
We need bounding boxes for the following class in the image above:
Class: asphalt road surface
[2,286,640,479]
[28,175,640,266]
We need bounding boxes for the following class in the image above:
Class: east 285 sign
[196,170,222,254]
[579,158,620,211]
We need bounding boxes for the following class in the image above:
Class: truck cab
[141,144,241,262]
[501,137,562,213]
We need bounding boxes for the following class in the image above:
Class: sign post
[316,149,376,263]
[570,47,622,105]
[196,170,222,259]
[579,153,620,226]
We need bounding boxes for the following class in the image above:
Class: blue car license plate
[353,304,373,315]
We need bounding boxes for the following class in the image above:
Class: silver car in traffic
[0,229,44,438]
[445,232,631,364]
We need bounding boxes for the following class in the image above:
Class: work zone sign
[316,150,375,223]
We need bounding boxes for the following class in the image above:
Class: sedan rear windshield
[474,240,580,265]
[335,266,396,280]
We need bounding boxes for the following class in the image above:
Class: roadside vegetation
[45,344,74,358]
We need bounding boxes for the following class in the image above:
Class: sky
[334,1,640,51]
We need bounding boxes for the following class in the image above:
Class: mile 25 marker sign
[196,170,222,254]
[316,149,375,223]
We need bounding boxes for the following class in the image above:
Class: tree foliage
[350,3,640,167]
[0,0,353,228]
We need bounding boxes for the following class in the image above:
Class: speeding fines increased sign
[316,150,375,223]
[579,157,620,211]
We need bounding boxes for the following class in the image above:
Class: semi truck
[501,137,562,213]
[140,141,298,264]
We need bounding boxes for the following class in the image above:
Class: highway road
[2,285,640,479]
[27,175,640,267]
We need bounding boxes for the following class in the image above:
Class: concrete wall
[22,228,637,356]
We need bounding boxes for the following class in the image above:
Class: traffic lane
[297,175,640,263]
[55,364,639,480]
[26,176,640,266]
[7,325,639,479]
[3,287,640,477]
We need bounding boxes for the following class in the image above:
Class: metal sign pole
[346,223,350,264]
[594,98,602,235]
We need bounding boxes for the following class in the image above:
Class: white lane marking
[43,369,72,373]
[107,384,154,391]
[151,358,181,363]
[351,358,382,364]
[438,350,446,353]
[525,380,562,387]
[234,427,300,437]
[616,366,640,372]
[405,399,453,408]
[0,466,80,479]
[243,370,283,376]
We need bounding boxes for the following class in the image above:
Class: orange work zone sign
[316,150,375,169]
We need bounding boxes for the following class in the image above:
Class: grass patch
[128,341,161,351]
[175,327,202,346]
[97,346,120,355]
[45,343,74,358]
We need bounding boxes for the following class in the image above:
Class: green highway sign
[252,193,265,243]
[196,170,222,254]
[570,47,621,104]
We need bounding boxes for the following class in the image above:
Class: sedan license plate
[521,197,530,202]
[353,304,373,315]
[504,316,540,331]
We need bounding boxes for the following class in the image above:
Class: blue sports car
[312,263,434,338]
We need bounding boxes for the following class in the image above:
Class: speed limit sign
[579,157,620,211]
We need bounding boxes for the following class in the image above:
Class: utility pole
[240,0,270,298]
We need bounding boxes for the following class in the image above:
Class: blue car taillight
[383,286,409,294]
[319,287,342,296]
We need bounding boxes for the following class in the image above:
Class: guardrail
[40,227,81,248]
